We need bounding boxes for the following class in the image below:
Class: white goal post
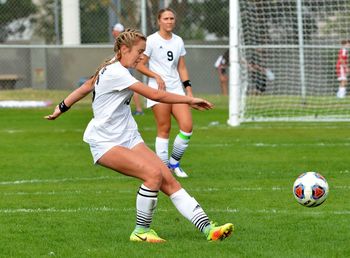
[229,0,350,126]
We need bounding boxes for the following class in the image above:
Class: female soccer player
[45,29,233,243]
[136,8,194,178]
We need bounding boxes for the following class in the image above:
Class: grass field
[0,89,349,258]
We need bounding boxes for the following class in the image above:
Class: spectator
[214,50,229,95]
[336,39,349,98]
[111,23,124,38]
[248,48,274,94]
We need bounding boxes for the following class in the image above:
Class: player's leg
[132,93,144,115]
[97,143,165,242]
[162,175,234,241]
[168,103,193,178]
[220,72,228,95]
[152,103,172,166]
[337,67,347,98]
[136,146,234,241]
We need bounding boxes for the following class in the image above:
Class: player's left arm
[178,56,193,97]
[45,78,95,120]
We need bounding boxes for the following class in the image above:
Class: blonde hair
[91,28,146,86]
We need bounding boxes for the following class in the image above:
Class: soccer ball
[293,172,329,207]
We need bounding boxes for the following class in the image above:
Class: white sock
[136,184,158,230]
[170,188,210,232]
[169,130,192,166]
[155,137,169,166]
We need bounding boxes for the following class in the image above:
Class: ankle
[203,224,212,236]
[134,226,150,233]
[169,163,179,169]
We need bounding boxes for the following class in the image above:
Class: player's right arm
[129,81,213,111]
[136,54,166,91]
[44,78,94,120]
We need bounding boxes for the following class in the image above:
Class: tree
[33,0,140,44]
[168,0,229,41]
[200,0,229,38]
[0,0,37,42]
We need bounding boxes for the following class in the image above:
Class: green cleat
[130,229,166,243]
[205,222,234,241]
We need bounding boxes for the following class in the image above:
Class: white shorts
[338,75,347,81]
[88,131,144,164]
[146,84,185,108]
[338,66,347,81]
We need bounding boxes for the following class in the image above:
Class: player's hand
[44,105,62,120]
[155,75,166,91]
[189,98,214,111]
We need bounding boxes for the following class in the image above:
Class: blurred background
[1,0,350,99]
[0,0,229,93]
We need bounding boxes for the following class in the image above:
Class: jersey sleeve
[179,38,186,56]
[98,64,139,93]
[143,36,153,57]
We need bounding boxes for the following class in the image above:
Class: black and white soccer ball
[293,172,329,207]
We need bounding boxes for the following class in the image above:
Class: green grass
[0,90,349,257]
[244,95,350,119]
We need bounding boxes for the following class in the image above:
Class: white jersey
[144,32,186,91]
[83,61,140,162]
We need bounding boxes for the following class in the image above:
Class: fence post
[30,47,48,89]
[62,0,81,45]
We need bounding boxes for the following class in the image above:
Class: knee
[145,167,163,189]
[161,177,182,196]
[158,124,171,138]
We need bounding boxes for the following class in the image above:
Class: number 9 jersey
[144,32,186,93]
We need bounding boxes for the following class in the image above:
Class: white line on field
[2,130,350,147]
[0,207,349,215]
[0,176,127,185]
[1,185,348,196]
[1,129,84,134]
[3,125,350,132]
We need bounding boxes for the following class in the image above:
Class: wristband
[58,100,70,113]
[182,80,192,88]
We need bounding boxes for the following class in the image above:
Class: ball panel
[294,184,304,199]
[312,185,326,200]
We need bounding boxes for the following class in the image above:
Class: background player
[136,8,193,178]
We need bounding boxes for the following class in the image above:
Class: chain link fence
[2,0,350,100]
[0,0,229,93]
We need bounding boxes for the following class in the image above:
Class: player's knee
[145,167,163,188]
[162,178,182,196]
[158,124,171,135]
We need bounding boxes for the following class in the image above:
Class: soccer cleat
[129,229,166,243]
[169,163,188,178]
[205,222,234,241]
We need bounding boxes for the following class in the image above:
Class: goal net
[236,0,350,122]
